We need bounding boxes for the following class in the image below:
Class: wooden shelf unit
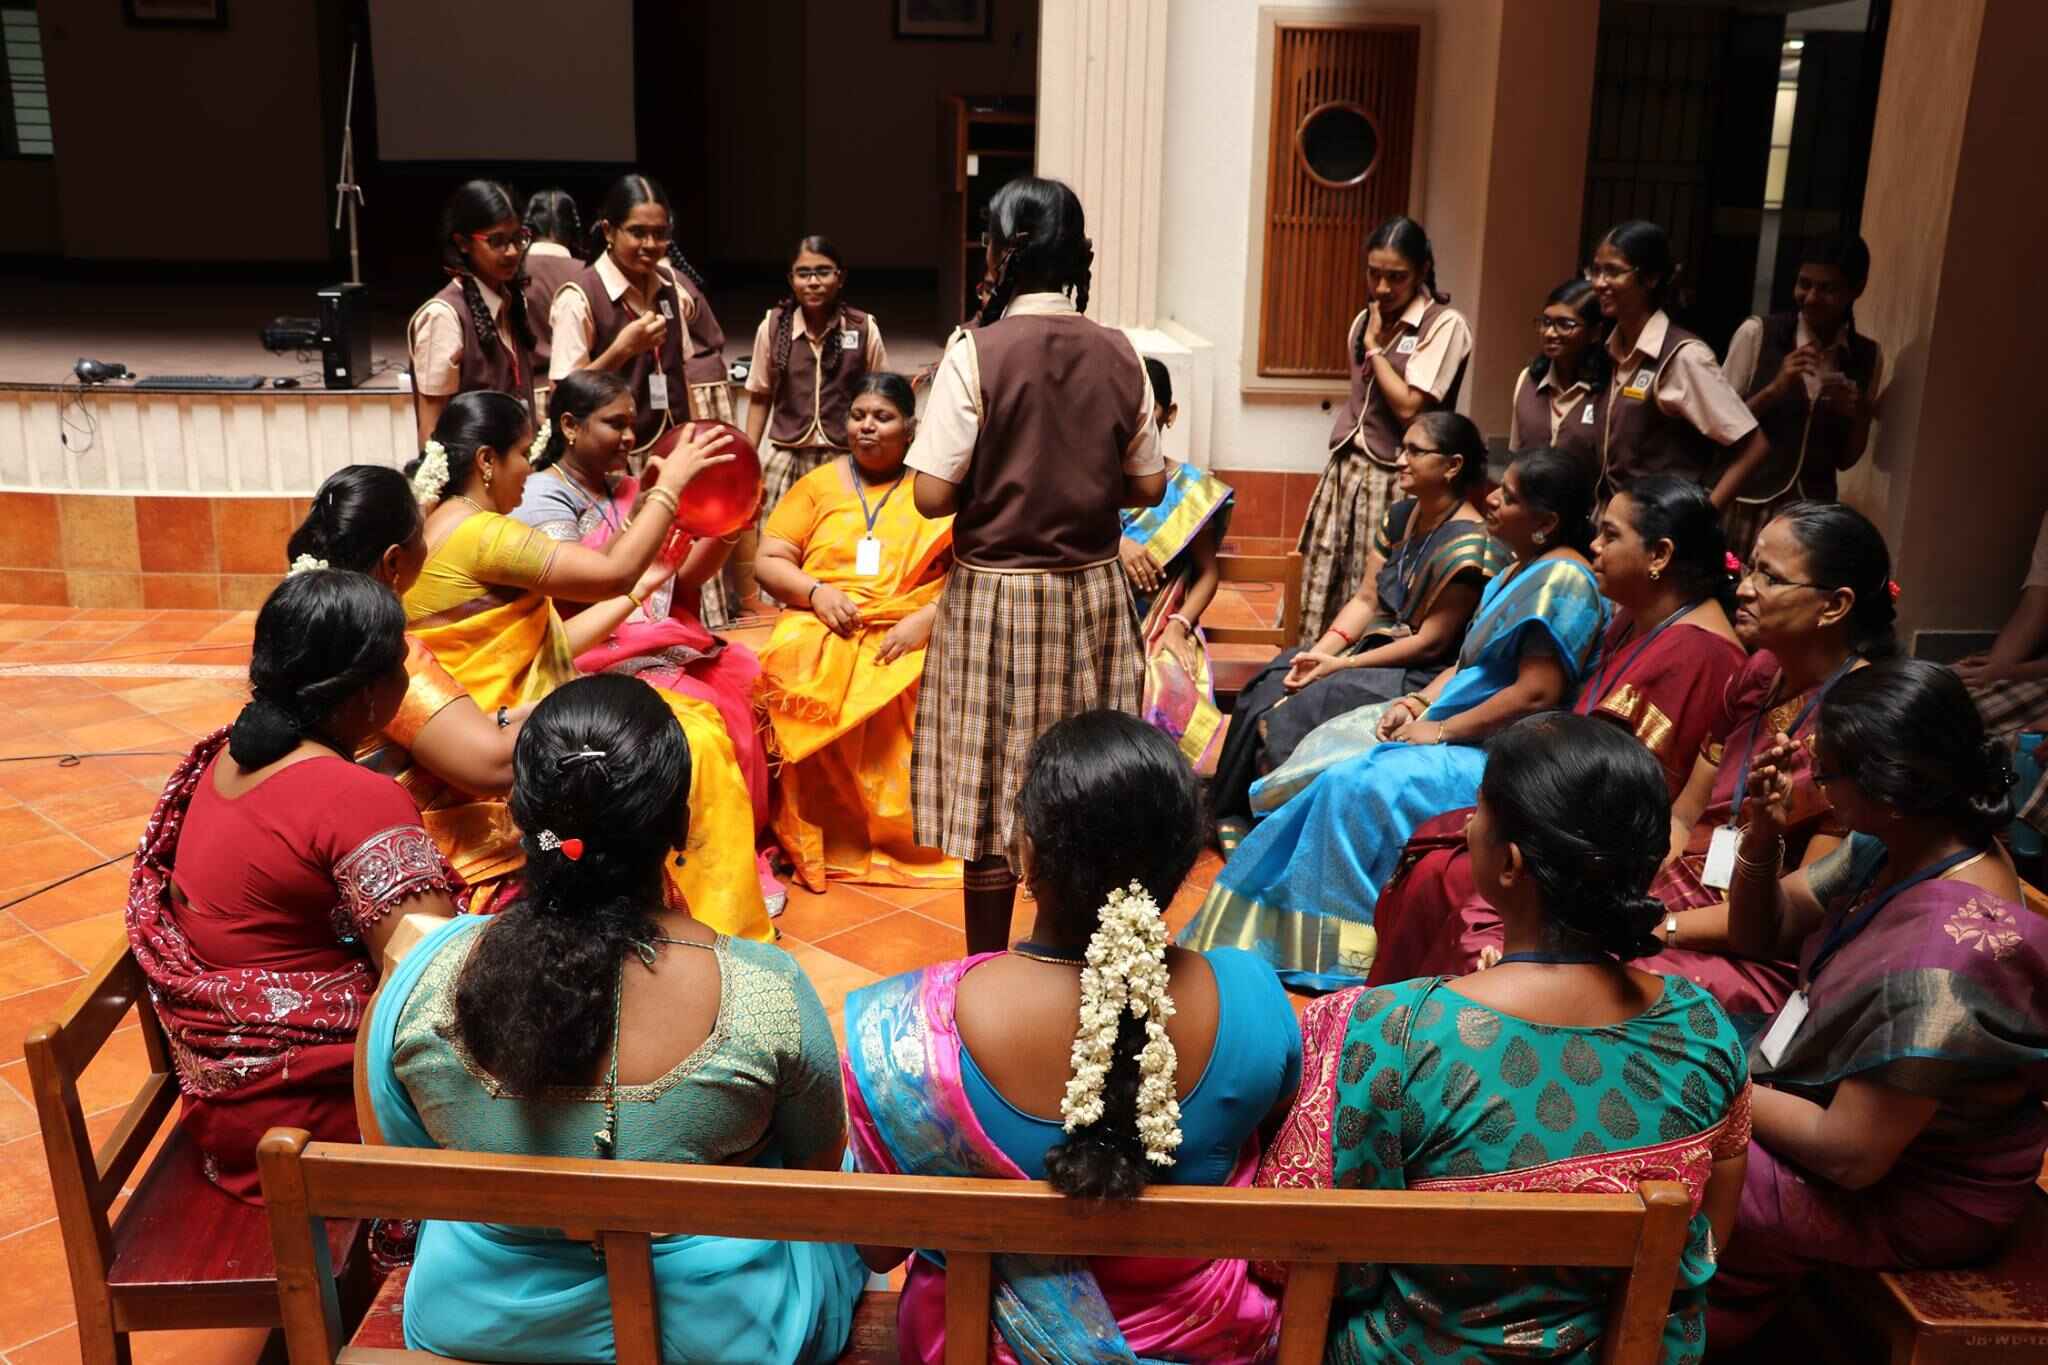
[938,94,1037,333]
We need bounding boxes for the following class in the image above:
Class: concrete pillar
[1839,0,2047,641]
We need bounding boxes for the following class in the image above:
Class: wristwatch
[1663,914,1679,947]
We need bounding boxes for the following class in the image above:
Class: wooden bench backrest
[23,942,181,1352]
[1207,551,1303,648]
[259,1129,1693,1365]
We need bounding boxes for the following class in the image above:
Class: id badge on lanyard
[647,300,674,411]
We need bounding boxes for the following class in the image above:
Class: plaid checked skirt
[912,559,1145,865]
[1295,446,1396,645]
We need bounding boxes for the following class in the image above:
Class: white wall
[1157,0,1595,471]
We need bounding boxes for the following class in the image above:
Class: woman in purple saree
[842,712,1300,1363]
[1709,659,2048,1343]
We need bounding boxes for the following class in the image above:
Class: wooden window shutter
[1257,19,1422,379]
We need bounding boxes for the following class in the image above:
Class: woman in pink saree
[513,370,773,848]
[841,713,1298,1363]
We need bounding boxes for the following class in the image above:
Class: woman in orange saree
[754,374,958,891]
[401,389,773,941]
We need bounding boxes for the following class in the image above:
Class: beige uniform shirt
[1347,293,1474,402]
[1722,314,1886,407]
[1607,310,1758,446]
[408,278,518,398]
[547,253,699,382]
[906,292,1163,484]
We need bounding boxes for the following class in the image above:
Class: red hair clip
[536,830,585,861]
[1888,579,1902,601]
[1724,551,1743,574]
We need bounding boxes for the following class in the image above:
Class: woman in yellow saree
[287,465,528,911]
[754,374,959,892]
[402,390,774,941]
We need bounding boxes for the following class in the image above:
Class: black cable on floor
[0,850,130,914]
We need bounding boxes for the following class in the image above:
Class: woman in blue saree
[364,675,863,1364]
[1180,448,1609,989]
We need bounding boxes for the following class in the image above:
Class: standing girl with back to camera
[519,188,585,413]
[408,180,539,442]
[730,237,887,613]
[907,176,1166,956]
[1296,214,1474,644]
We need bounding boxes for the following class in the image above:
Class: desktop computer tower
[317,283,370,390]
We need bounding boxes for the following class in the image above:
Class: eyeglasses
[616,224,673,245]
[1740,564,1827,593]
[1533,315,1586,335]
[1586,265,1637,284]
[471,228,533,253]
[791,267,841,282]
[1396,442,1445,459]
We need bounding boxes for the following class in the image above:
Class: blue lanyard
[850,465,905,536]
[1494,950,1612,967]
[1575,601,1699,716]
[1730,655,1859,806]
[1805,846,1983,985]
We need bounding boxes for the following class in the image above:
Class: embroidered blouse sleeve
[774,962,849,1168]
[383,638,467,749]
[324,770,460,936]
[469,513,560,588]
[1712,1081,1754,1160]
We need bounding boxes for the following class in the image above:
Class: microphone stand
[333,40,364,285]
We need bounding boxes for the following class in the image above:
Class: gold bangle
[643,487,680,518]
[626,587,645,609]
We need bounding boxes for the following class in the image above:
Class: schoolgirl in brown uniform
[1298,215,1473,644]
[546,174,694,450]
[1719,234,1883,556]
[1588,219,1768,510]
[518,188,584,415]
[1508,278,1608,474]
[407,180,538,443]
[907,177,1166,954]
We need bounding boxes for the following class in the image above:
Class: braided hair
[1356,216,1448,366]
[1478,713,1671,960]
[522,187,581,248]
[228,570,407,769]
[975,177,1095,327]
[454,674,692,1094]
[769,235,850,393]
[437,179,537,353]
[1017,711,1205,1200]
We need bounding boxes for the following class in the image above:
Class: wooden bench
[23,943,371,1365]
[259,1126,1695,1365]
[1206,550,1302,712]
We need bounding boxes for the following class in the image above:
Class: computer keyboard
[130,374,269,391]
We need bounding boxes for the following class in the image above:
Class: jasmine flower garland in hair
[412,440,451,505]
[1060,881,1184,1166]
[287,554,329,577]
[529,426,549,464]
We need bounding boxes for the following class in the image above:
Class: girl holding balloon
[510,370,785,912]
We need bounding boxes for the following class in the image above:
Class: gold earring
[1650,565,1661,581]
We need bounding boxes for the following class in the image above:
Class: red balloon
[646,421,763,539]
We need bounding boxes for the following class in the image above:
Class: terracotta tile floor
[0,597,1256,1360]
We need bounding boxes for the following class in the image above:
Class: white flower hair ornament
[411,440,451,506]
[287,554,329,577]
[529,425,550,464]
[1060,881,1184,1167]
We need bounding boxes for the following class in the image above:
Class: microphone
[73,358,131,384]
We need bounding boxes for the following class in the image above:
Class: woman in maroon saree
[1368,478,1746,982]
[125,570,460,1202]
[1709,659,2048,1343]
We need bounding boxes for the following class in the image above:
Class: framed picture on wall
[894,0,990,41]
[124,0,228,27]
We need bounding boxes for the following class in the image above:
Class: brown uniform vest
[764,306,873,449]
[520,250,583,374]
[1736,311,1880,505]
[413,278,535,414]
[572,262,690,444]
[954,314,1144,570]
[1326,298,1470,465]
[676,273,730,387]
[1598,320,1721,499]
[1512,365,1603,474]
